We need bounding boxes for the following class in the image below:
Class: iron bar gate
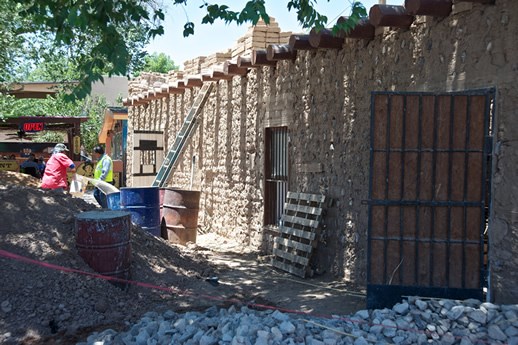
[367,89,495,309]
[264,127,288,226]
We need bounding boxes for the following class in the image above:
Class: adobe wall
[127,1,518,303]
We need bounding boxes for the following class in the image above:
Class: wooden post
[185,76,203,88]
[201,69,218,81]
[211,65,234,80]
[266,44,297,61]
[405,0,452,17]
[72,122,81,161]
[252,49,277,66]
[288,34,317,50]
[176,80,188,89]
[308,28,344,49]
[337,17,375,40]
[369,5,414,28]
[167,82,186,94]
[237,55,254,68]
[223,61,248,76]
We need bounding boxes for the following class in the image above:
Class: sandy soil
[0,172,365,345]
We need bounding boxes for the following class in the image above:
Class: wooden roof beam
[369,5,414,28]
[404,0,452,17]
[211,65,234,80]
[252,49,277,67]
[267,44,297,61]
[154,86,168,98]
[237,55,255,69]
[309,28,344,49]
[223,60,249,76]
[137,93,146,103]
[186,76,203,88]
[167,82,186,94]
[131,95,146,106]
[201,69,219,81]
[337,17,375,40]
[460,0,494,3]
[289,34,317,50]
[177,80,189,89]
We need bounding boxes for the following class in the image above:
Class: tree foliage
[78,96,109,153]
[199,1,367,36]
[1,0,158,99]
[0,93,107,152]
[134,53,179,76]
[1,0,366,100]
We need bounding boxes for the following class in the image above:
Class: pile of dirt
[0,170,41,187]
[0,183,241,345]
[0,178,368,345]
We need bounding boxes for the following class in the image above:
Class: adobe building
[124,2,518,308]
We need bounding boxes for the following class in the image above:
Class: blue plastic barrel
[120,187,160,236]
[106,192,121,210]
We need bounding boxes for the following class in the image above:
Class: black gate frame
[367,88,495,309]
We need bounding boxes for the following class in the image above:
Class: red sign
[22,122,45,132]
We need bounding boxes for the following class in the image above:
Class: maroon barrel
[75,210,131,287]
[161,189,201,245]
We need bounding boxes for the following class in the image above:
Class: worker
[20,153,41,179]
[92,145,113,208]
[37,156,46,177]
[41,143,76,190]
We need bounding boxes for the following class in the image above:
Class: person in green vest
[92,145,113,208]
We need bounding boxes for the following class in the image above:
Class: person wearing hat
[92,145,113,208]
[41,143,76,190]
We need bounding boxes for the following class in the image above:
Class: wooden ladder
[151,82,214,187]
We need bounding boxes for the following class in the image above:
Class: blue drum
[120,187,160,236]
[106,192,121,210]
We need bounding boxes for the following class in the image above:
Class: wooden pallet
[271,192,326,278]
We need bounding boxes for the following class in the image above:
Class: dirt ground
[0,172,365,344]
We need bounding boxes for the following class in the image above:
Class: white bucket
[69,179,85,196]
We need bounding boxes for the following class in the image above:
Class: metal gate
[264,127,288,226]
[367,89,495,309]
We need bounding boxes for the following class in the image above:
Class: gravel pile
[80,297,518,345]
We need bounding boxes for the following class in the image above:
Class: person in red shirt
[40,144,76,190]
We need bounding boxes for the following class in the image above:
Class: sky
[145,0,380,68]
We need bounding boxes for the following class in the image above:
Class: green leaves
[198,0,269,35]
[1,0,369,100]
[134,53,179,76]
[5,0,158,100]
[286,0,327,30]
[333,2,367,35]
[183,22,195,37]
[238,1,269,25]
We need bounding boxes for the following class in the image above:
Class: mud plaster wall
[127,1,518,303]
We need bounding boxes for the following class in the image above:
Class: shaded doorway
[264,127,288,226]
